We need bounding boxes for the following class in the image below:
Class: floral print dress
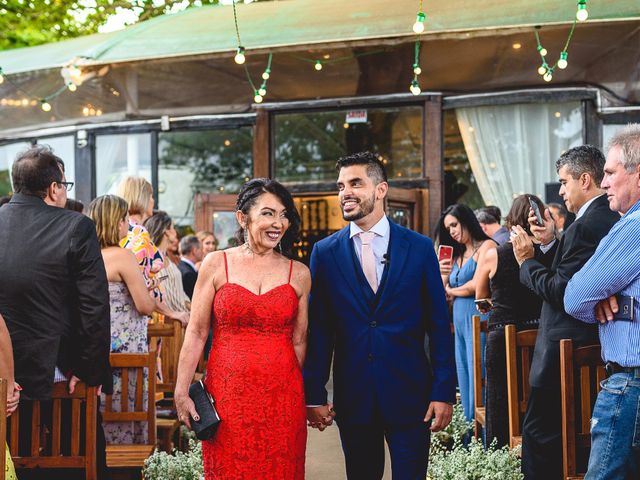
[101,281,149,444]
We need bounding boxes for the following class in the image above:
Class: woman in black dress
[475,194,553,447]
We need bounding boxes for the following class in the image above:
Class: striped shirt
[564,200,640,367]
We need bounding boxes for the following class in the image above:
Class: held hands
[6,382,21,416]
[307,404,336,431]
[528,207,556,246]
[595,295,618,324]
[175,390,200,429]
[510,225,535,266]
[424,401,453,432]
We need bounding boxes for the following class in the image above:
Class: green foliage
[0,0,220,51]
[143,438,204,480]
[430,402,473,454]
[428,437,524,480]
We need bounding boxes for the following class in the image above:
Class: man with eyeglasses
[0,145,111,478]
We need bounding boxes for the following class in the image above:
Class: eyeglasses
[58,181,74,192]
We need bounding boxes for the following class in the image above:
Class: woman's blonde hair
[117,176,153,216]
[88,195,129,248]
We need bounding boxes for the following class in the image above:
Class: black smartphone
[528,196,544,226]
[613,294,634,321]
[474,298,493,311]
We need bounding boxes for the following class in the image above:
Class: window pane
[39,136,76,199]
[96,133,152,196]
[158,128,253,226]
[274,106,423,183]
[0,142,31,195]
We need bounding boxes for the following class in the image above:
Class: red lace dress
[203,253,307,479]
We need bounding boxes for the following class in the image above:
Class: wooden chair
[560,339,605,480]
[148,319,185,452]
[1,378,7,480]
[472,315,488,439]
[103,348,157,468]
[7,381,98,480]
[505,324,538,449]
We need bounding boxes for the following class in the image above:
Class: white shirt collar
[180,257,197,271]
[576,193,604,220]
[349,215,390,239]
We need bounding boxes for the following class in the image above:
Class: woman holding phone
[474,195,551,447]
[435,204,495,422]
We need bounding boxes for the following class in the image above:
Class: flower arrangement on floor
[143,404,522,480]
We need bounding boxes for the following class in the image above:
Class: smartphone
[528,196,544,226]
[474,298,493,311]
[438,245,454,263]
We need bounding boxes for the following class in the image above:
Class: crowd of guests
[434,130,640,479]
[1,124,639,480]
[0,146,216,478]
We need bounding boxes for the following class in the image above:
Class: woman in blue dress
[436,204,495,422]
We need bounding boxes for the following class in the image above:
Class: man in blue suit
[304,152,456,479]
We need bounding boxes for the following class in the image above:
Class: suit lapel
[330,227,371,313]
[374,222,410,314]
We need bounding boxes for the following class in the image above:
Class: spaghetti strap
[288,260,294,284]
[223,251,229,282]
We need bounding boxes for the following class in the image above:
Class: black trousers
[521,386,563,480]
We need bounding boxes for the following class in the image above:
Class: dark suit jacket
[520,194,619,388]
[303,220,456,426]
[0,194,111,400]
[178,260,198,299]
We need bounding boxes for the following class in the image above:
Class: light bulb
[576,0,588,21]
[258,87,266,96]
[0,73,3,85]
[82,107,90,116]
[41,101,52,112]
[67,83,77,92]
[410,80,421,96]
[254,92,263,103]
[234,46,246,65]
[262,69,270,80]
[558,51,568,69]
[537,45,548,57]
[537,64,547,75]
[413,64,422,75]
[314,60,322,71]
[543,71,553,82]
[412,11,426,34]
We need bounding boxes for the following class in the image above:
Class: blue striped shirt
[564,200,640,367]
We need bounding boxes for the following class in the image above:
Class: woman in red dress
[175,178,311,480]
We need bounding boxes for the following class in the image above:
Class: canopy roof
[0,0,638,74]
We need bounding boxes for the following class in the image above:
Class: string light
[258,87,267,96]
[67,82,77,92]
[253,91,263,103]
[234,46,246,65]
[314,60,323,71]
[576,0,588,22]
[543,69,554,82]
[262,68,270,80]
[413,63,422,75]
[537,63,548,75]
[40,100,52,112]
[0,68,3,84]
[557,51,569,69]
[410,79,421,95]
[537,45,548,57]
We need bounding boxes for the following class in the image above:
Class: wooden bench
[104,349,156,468]
[560,339,605,480]
[6,381,98,479]
[1,378,7,480]
[472,315,487,439]
[505,324,537,449]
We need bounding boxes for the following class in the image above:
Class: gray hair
[607,124,640,173]
[475,209,498,225]
[555,145,605,186]
[179,235,200,256]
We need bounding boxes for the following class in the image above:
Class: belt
[605,362,640,377]
[487,318,539,332]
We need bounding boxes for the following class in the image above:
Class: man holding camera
[510,145,620,479]
[565,125,640,479]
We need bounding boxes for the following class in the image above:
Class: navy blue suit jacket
[303,219,456,426]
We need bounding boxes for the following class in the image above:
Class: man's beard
[342,192,376,221]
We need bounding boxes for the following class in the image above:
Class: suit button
[368,353,374,361]
[370,321,377,328]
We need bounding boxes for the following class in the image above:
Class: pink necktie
[359,231,378,293]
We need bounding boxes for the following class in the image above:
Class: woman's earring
[277,242,282,254]
[243,228,248,245]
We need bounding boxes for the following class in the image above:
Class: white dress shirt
[350,215,390,288]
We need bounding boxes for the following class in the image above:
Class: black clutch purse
[188,380,221,440]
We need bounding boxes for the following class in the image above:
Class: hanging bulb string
[0,69,70,109]
[231,0,243,47]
